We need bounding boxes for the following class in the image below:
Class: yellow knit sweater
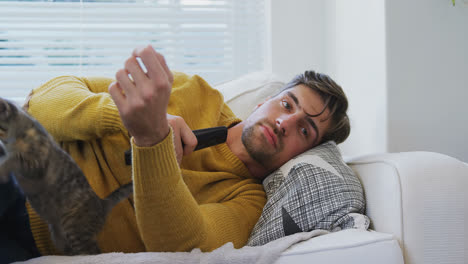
[25,72,266,254]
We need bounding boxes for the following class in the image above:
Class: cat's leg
[68,238,100,255]
[0,168,10,183]
[63,229,100,255]
[0,140,6,158]
[49,223,69,255]
[53,222,90,255]
[0,160,13,183]
[60,208,102,255]
[0,140,10,183]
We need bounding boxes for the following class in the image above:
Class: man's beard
[241,121,283,167]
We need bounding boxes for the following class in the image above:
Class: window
[0,0,266,101]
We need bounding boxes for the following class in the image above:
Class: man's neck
[226,122,269,180]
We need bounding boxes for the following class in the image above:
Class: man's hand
[109,45,173,147]
[167,114,197,164]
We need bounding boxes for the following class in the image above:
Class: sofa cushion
[277,229,404,264]
[247,141,369,246]
[215,71,285,120]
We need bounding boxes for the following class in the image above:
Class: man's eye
[301,127,308,136]
[281,100,291,110]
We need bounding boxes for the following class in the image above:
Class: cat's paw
[0,140,8,166]
[0,98,12,121]
[0,97,15,140]
[0,140,6,157]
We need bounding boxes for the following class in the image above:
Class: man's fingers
[132,45,171,85]
[154,50,174,84]
[108,82,126,110]
[115,68,136,96]
[167,114,196,158]
[125,56,147,85]
[169,124,183,165]
[181,126,197,155]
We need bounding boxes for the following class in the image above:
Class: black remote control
[191,126,228,151]
[124,126,228,165]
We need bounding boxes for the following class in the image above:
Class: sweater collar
[218,117,256,180]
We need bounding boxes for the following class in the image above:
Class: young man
[1,45,350,261]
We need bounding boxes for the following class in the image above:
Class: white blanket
[15,230,328,264]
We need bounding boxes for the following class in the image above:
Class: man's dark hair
[281,71,350,145]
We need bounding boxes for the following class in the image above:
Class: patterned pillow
[247,141,370,246]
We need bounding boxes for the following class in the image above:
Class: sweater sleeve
[131,132,266,252]
[27,76,125,141]
[131,73,265,251]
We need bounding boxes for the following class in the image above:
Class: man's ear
[253,96,271,111]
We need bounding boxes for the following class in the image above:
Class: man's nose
[276,113,301,136]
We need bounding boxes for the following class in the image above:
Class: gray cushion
[247,141,370,246]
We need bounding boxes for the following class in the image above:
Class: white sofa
[16,72,468,264]
[217,72,468,264]
[277,152,468,264]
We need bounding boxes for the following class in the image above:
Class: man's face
[241,84,331,175]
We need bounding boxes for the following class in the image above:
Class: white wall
[270,0,387,158]
[386,0,468,162]
[323,0,387,157]
[270,0,468,162]
[270,0,327,80]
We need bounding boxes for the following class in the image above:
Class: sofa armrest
[346,152,468,264]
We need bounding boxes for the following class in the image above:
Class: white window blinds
[0,0,266,101]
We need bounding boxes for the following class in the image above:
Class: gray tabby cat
[0,97,133,255]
